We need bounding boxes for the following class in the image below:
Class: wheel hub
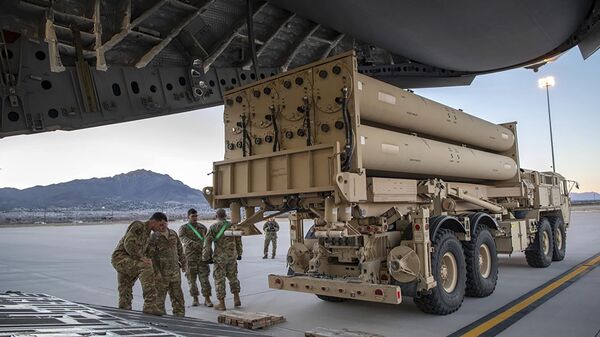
[479,243,491,278]
[542,231,550,255]
[440,252,458,293]
[441,265,448,280]
[556,228,563,250]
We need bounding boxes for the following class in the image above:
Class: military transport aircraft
[0,0,599,138]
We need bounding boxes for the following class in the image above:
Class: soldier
[179,208,213,307]
[110,212,165,315]
[263,217,280,259]
[147,221,186,316]
[202,208,243,311]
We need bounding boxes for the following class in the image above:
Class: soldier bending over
[111,212,166,315]
[147,220,186,316]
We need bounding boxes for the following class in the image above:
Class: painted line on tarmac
[449,252,600,337]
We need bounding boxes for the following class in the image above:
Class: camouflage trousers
[213,258,240,299]
[186,259,212,297]
[264,233,277,256]
[156,271,185,316]
[111,256,158,312]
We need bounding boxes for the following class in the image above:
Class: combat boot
[262,254,268,259]
[214,298,226,311]
[233,293,241,308]
[271,254,275,259]
[192,296,199,306]
[204,296,213,307]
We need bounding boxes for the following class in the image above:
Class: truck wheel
[550,218,566,261]
[525,218,554,268]
[414,229,466,315]
[463,226,498,297]
[316,295,347,302]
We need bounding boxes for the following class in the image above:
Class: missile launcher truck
[202,52,575,314]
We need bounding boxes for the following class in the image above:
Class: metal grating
[0,291,267,337]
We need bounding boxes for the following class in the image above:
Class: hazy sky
[0,49,599,192]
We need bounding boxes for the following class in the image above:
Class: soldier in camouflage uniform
[263,217,280,259]
[179,208,213,307]
[147,221,186,317]
[202,208,243,311]
[111,212,166,315]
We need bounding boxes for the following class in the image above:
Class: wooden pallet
[217,310,286,330]
[305,327,385,337]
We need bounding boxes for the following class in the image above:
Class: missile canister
[355,73,515,152]
[359,125,518,181]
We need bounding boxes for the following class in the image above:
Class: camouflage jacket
[111,221,151,261]
[178,222,208,262]
[202,220,243,262]
[146,228,185,275]
[263,220,280,236]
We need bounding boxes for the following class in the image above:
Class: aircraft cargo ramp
[0,291,266,337]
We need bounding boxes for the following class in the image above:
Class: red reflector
[414,224,421,231]
[375,289,384,296]
[274,278,281,284]
[396,290,401,299]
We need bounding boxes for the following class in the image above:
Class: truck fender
[467,212,499,234]
[429,215,466,240]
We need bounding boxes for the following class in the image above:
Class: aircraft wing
[0,0,599,138]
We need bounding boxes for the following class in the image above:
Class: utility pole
[538,76,556,173]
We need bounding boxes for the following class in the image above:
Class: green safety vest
[214,220,231,241]
[186,223,205,241]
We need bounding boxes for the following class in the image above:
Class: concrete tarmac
[0,212,599,337]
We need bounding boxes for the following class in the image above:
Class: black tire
[414,229,466,315]
[316,295,347,302]
[550,217,566,261]
[463,226,498,297]
[525,218,554,268]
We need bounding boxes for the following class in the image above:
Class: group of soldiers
[110,209,280,316]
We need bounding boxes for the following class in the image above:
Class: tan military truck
[202,52,575,314]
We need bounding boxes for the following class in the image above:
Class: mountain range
[0,170,597,212]
[0,170,208,211]
[570,192,600,202]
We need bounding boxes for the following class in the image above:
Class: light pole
[538,76,556,172]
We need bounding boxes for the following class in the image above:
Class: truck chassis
[203,52,575,314]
